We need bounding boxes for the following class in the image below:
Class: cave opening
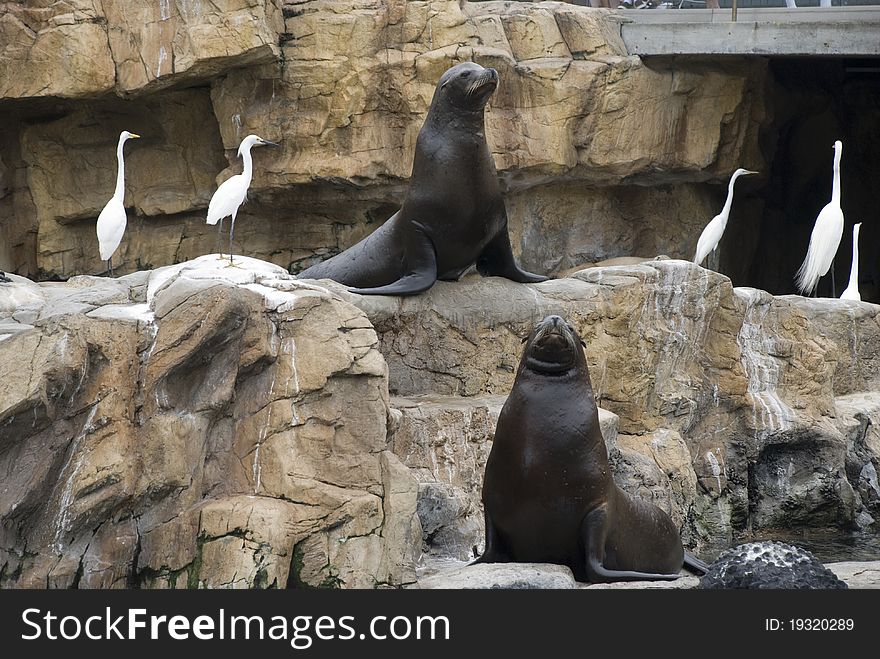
[722,57,880,302]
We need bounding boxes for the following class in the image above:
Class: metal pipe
[732,0,738,22]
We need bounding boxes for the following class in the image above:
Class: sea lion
[476,315,695,583]
[297,62,547,295]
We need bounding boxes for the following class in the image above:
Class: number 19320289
[765,619,854,631]
[791,619,854,631]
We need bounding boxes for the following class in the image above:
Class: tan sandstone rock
[308,259,865,555]
[0,256,418,588]
[1,1,766,282]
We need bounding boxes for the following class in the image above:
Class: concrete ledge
[620,7,880,55]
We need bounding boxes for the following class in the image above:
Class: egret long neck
[240,144,254,187]
[847,224,860,290]
[831,145,842,203]
[721,172,740,221]
[113,138,127,201]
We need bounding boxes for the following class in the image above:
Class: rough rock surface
[826,561,880,589]
[415,562,577,589]
[699,541,848,589]
[834,392,880,527]
[414,559,876,589]
[1,1,765,282]
[3,256,879,587]
[0,256,419,588]
[314,259,880,555]
[0,0,281,100]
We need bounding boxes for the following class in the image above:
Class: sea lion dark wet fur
[477,315,694,583]
[297,62,547,295]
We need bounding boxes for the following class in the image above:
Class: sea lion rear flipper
[683,551,710,575]
[477,215,548,284]
[349,223,438,296]
[582,506,681,583]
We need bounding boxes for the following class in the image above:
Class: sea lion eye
[461,71,471,77]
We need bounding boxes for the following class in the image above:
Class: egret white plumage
[840,222,862,301]
[795,140,844,296]
[96,130,140,276]
[206,134,279,263]
[693,168,758,269]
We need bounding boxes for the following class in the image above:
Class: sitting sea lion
[297,62,547,295]
[477,315,706,582]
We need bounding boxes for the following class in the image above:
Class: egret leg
[216,218,224,258]
[107,258,113,278]
[831,260,836,298]
[229,216,236,265]
[709,248,720,273]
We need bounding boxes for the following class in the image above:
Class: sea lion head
[521,315,587,375]
[435,62,498,111]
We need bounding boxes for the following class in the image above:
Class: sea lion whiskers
[465,72,492,97]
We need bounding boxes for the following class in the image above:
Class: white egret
[840,222,862,301]
[96,130,140,276]
[206,134,279,264]
[796,140,844,296]
[693,168,759,269]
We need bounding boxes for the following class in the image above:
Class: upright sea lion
[297,62,547,295]
[477,315,697,583]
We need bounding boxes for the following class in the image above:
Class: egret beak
[129,133,141,139]
[744,170,759,175]
[260,140,280,147]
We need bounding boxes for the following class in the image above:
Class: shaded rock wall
[0,1,766,281]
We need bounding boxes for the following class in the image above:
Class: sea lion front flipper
[348,223,438,296]
[582,506,681,583]
[476,214,548,284]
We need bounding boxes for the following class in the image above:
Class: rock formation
[0,1,765,281]
[316,259,880,557]
[0,256,419,588]
[3,257,878,587]
[699,541,848,589]
[1,1,877,589]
